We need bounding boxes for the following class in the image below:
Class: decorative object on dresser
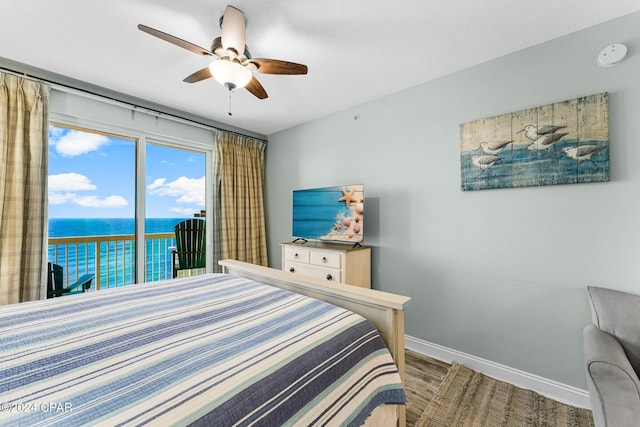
[292,184,364,244]
[282,241,371,288]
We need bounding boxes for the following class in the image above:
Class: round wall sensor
[597,43,628,67]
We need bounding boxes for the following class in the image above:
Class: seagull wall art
[471,155,502,178]
[476,140,513,155]
[518,124,569,152]
[459,92,609,191]
[562,145,606,167]
[526,131,569,151]
[518,125,567,141]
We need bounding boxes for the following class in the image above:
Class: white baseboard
[405,335,591,409]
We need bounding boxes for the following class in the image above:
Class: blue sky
[48,125,205,218]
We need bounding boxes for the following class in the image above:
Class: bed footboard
[218,259,411,426]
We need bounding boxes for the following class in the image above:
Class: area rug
[416,363,594,427]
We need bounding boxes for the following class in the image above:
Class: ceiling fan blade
[250,58,308,75]
[183,67,213,83]
[138,24,212,56]
[245,76,268,99]
[220,5,246,56]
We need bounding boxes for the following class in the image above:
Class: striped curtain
[0,74,49,305]
[213,131,268,269]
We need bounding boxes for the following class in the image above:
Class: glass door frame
[138,136,213,283]
[49,113,214,286]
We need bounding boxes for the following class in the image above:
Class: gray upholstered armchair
[583,286,640,427]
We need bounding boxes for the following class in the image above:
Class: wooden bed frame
[219,259,412,426]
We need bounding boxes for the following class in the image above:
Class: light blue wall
[264,12,640,389]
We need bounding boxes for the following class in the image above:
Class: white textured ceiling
[2,0,640,135]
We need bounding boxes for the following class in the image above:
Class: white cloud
[48,172,128,209]
[48,192,77,205]
[147,176,205,206]
[48,126,65,144]
[146,178,166,191]
[48,192,128,208]
[170,207,200,216]
[48,173,97,192]
[52,130,110,157]
[74,195,128,208]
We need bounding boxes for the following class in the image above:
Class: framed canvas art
[460,92,609,191]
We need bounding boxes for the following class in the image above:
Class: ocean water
[460,139,609,191]
[48,218,187,237]
[48,218,190,288]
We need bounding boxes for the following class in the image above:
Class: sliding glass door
[145,142,206,280]
[47,109,214,290]
[48,124,136,290]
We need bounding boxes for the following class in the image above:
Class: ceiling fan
[138,5,308,101]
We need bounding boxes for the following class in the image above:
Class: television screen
[292,184,364,243]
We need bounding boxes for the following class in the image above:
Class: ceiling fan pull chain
[228,89,233,116]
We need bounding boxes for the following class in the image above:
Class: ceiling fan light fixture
[209,60,252,90]
[138,5,306,102]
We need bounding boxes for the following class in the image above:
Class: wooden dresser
[281,242,371,288]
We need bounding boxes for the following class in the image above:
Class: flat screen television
[292,184,364,243]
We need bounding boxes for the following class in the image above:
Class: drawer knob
[322,257,327,263]
[326,274,333,281]
[294,253,299,259]
[289,267,295,273]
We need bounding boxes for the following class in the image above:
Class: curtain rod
[0,66,267,143]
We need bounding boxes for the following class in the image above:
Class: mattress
[0,273,405,426]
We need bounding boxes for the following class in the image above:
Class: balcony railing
[48,233,176,290]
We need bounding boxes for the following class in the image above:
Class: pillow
[587,286,640,378]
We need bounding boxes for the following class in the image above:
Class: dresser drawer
[281,242,370,288]
[284,261,342,283]
[310,251,342,269]
[283,246,310,263]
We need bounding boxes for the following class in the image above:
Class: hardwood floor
[404,350,450,426]
[403,349,594,427]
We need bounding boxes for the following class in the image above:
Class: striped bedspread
[0,274,405,426]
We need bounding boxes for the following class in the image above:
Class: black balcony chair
[172,219,206,278]
[47,262,94,298]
